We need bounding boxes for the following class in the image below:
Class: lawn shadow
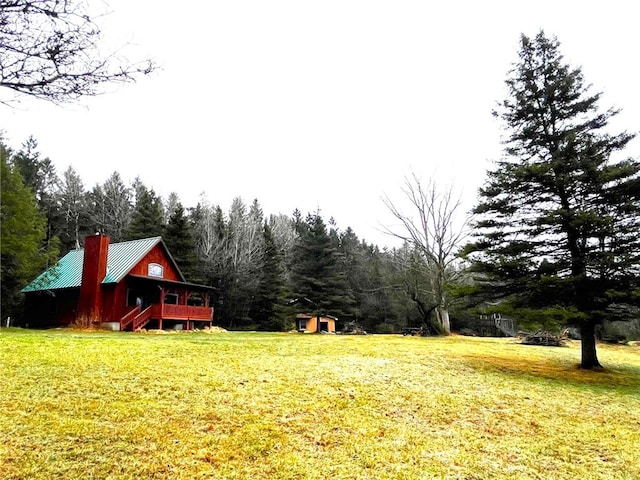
[460,347,640,395]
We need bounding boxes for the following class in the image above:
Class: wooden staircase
[132,306,153,331]
[119,306,140,331]
[119,305,153,331]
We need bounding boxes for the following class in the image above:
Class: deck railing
[162,304,213,320]
[120,303,214,331]
[120,305,141,330]
[133,306,153,331]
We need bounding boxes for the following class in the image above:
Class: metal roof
[22,237,164,293]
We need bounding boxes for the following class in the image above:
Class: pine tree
[1,142,57,320]
[125,187,165,240]
[164,203,198,281]
[164,192,180,224]
[11,136,60,253]
[465,31,640,369]
[11,137,59,205]
[358,242,398,332]
[250,223,290,330]
[289,211,355,323]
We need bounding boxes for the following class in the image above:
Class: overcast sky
[3,0,639,248]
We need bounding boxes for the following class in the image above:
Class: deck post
[181,288,188,306]
[159,286,165,330]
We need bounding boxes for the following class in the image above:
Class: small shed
[295,314,337,333]
[22,234,215,331]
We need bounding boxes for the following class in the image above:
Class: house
[21,234,215,331]
[295,313,337,333]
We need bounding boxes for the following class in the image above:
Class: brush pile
[520,330,568,346]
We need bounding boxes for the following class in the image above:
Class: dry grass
[1,329,639,479]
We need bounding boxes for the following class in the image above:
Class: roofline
[155,237,186,283]
[295,313,338,320]
[99,236,187,284]
[21,236,191,292]
[127,274,217,291]
[111,236,187,284]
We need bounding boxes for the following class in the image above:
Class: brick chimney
[77,233,110,324]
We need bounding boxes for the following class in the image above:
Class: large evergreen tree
[164,202,198,281]
[289,211,355,323]
[11,136,61,252]
[250,223,290,331]
[11,136,58,205]
[125,187,165,240]
[1,142,57,320]
[464,31,640,369]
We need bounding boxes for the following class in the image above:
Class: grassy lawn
[1,329,639,479]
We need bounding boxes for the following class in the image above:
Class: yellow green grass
[1,329,639,479]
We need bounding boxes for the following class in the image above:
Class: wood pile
[520,330,567,347]
[340,321,367,335]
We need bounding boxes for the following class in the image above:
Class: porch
[120,303,214,331]
[119,278,215,331]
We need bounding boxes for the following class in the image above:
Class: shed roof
[295,313,338,321]
[22,237,174,293]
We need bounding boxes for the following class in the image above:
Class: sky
[3,0,639,249]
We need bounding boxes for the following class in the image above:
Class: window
[148,263,163,278]
[164,293,178,305]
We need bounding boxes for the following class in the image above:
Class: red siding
[109,282,128,321]
[101,284,118,322]
[128,245,182,281]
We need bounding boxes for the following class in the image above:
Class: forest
[1,136,457,333]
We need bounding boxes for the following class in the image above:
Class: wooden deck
[151,303,213,321]
[120,304,214,331]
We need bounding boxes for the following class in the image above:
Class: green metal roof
[22,237,167,293]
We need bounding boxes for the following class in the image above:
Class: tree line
[1,139,456,333]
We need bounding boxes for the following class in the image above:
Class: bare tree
[226,198,265,301]
[88,171,132,241]
[268,213,298,266]
[0,0,155,105]
[163,192,180,224]
[57,165,87,250]
[382,173,469,333]
[191,195,268,326]
[191,194,226,280]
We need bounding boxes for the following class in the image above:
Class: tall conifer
[289,212,355,322]
[125,188,165,240]
[164,203,198,281]
[465,31,640,368]
[1,143,57,320]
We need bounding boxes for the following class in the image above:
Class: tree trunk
[579,321,602,369]
[436,306,451,334]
